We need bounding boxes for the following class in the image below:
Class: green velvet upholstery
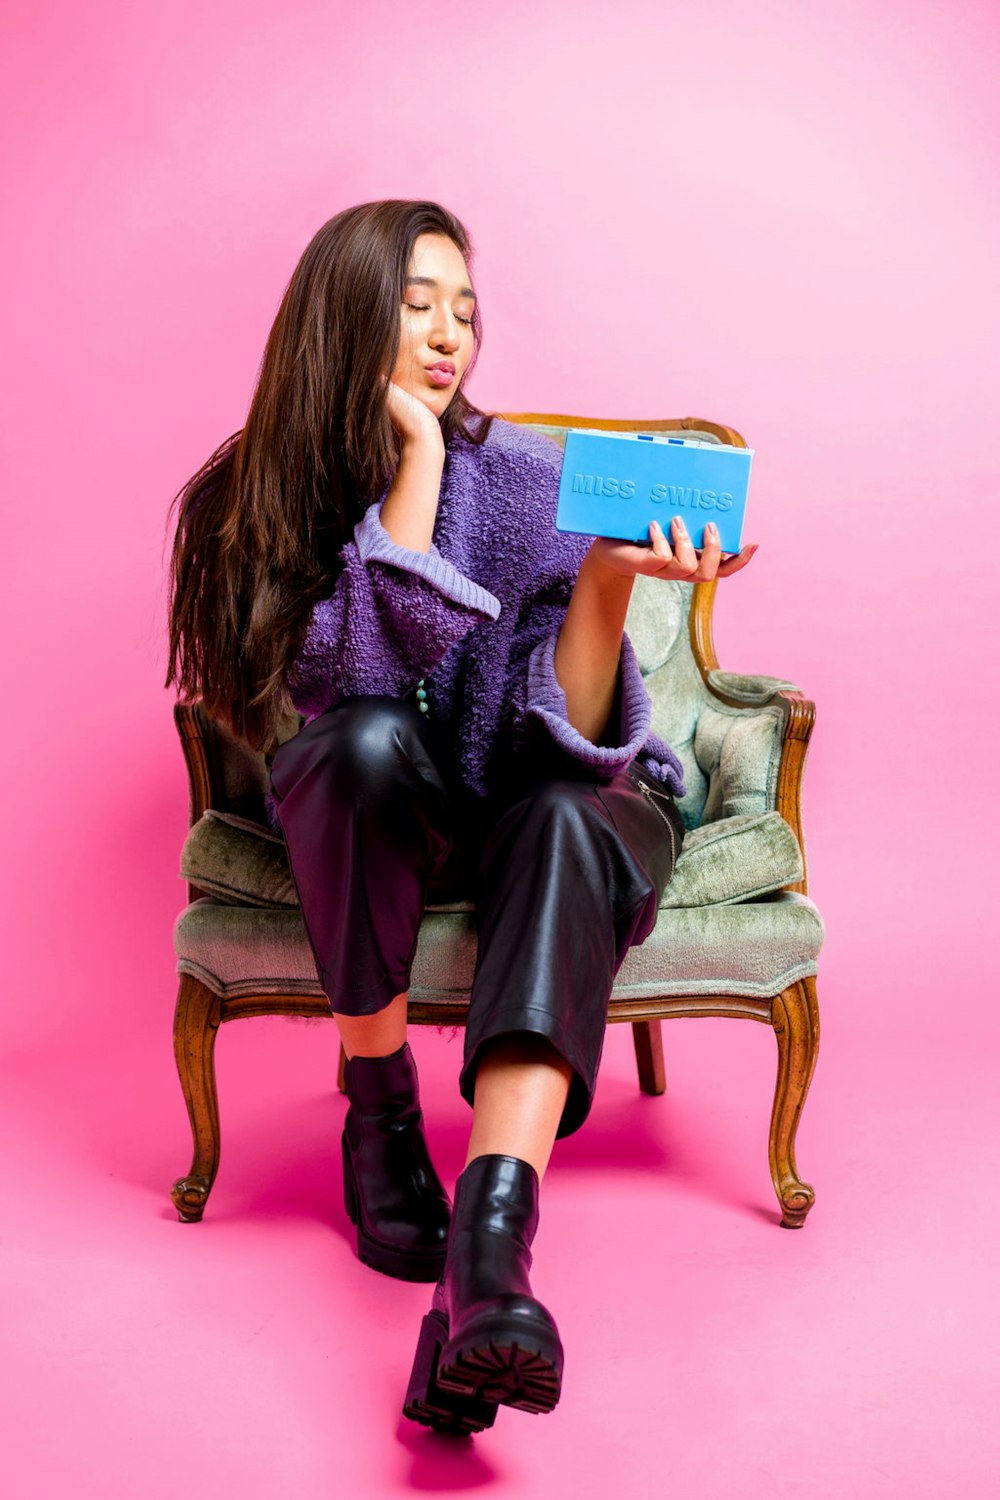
[182,812,299,909]
[180,804,803,913]
[172,421,824,1009]
[174,891,823,1004]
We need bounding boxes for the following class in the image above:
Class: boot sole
[402,1310,499,1435]
[436,1313,563,1416]
[341,1133,448,1283]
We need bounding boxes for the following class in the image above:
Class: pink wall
[2,2,997,1495]
[4,0,997,1048]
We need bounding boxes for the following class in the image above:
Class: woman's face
[388,232,476,418]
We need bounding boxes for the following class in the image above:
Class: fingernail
[706,521,718,536]
[673,515,687,531]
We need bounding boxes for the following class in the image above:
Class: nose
[429,306,462,357]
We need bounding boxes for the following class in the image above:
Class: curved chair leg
[769,976,820,1228]
[337,1040,347,1094]
[632,1019,666,1094]
[170,973,222,1223]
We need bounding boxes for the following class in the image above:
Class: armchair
[170,414,824,1230]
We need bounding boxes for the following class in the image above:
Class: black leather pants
[268,696,684,1140]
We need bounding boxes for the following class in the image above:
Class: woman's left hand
[589,514,758,580]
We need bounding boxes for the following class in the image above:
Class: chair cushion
[180,804,803,912]
[180,811,299,907]
[661,811,802,906]
[173,891,824,1003]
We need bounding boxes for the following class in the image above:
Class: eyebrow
[405,275,477,301]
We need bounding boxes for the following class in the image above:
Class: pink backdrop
[3,1,997,1495]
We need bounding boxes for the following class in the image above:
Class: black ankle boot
[341,1041,451,1282]
[402,1153,564,1432]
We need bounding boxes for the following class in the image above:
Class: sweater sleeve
[286,500,501,720]
[520,629,686,794]
[496,454,654,779]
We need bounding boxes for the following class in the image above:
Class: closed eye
[405,302,473,326]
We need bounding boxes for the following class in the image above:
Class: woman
[165,199,756,1435]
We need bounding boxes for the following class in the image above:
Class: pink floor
[3,983,995,1498]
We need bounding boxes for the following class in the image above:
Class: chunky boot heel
[402,1310,499,1435]
[340,1042,450,1282]
[402,1153,564,1428]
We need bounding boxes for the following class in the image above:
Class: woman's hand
[588,513,758,580]
[381,374,445,454]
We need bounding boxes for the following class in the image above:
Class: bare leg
[464,1035,573,1182]
[334,991,409,1059]
[336,1006,572,1181]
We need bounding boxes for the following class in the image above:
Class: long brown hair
[164,199,495,755]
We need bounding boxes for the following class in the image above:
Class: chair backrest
[173,698,302,830]
[176,413,758,832]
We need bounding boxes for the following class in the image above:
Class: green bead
[418,701,429,714]
[416,688,427,700]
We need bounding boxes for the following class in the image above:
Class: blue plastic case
[555,429,753,552]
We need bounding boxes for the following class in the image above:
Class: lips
[425,363,456,387]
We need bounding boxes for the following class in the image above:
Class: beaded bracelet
[415,677,430,716]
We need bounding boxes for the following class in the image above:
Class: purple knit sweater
[264,416,686,833]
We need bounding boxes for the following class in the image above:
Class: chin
[422,390,452,414]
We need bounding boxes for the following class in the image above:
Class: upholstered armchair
[170,414,824,1231]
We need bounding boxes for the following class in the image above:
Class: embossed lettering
[571,472,637,499]
[570,470,728,511]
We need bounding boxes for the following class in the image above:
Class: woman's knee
[270,694,425,798]
[494,777,604,845]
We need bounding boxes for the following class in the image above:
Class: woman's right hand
[588,513,758,581]
[381,374,445,454]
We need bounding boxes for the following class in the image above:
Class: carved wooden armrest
[173,698,217,829]
[690,581,817,895]
[706,674,816,896]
